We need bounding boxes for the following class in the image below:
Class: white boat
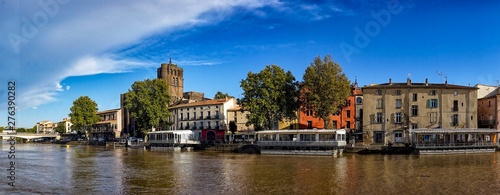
[255,129,347,156]
[147,130,200,150]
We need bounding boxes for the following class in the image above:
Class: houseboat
[411,128,500,154]
[255,129,347,156]
[147,130,200,150]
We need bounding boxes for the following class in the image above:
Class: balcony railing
[452,107,459,112]
[479,120,496,126]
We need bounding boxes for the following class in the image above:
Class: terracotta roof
[169,98,234,109]
[97,108,120,114]
[227,106,248,111]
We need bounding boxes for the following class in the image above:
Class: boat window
[319,134,336,141]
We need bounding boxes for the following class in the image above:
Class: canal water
[0,144,499,194]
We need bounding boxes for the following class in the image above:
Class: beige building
[59,118,73,133]
[476,84,500,129]
[227,106,255,131]
[89,108,123,140]
[37,120,56,134]
[362,78,478,146]
[157,59,184,103]
[168,98,238,139]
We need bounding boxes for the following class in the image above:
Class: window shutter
[436,99,439,108]
[427,99,431,108]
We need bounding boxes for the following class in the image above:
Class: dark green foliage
[124,78,171,136]
[301,55,351,129]
[69,96,100,131]
[240,64,299,130]
[214,91,234,99]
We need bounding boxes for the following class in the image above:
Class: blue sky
[1,0,499,128]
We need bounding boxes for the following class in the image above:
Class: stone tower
[157,58,184,103]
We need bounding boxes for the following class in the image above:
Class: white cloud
[0,0,273,110]
[66,85,70,91]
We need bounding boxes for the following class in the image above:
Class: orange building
[299,82,362,132]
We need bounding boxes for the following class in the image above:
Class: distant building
[183,91,205,102]
[157,58,184,103]
[362,78,478,146]
[59,118,73,133]
[168,98,238,141]
[476,84,500,129]
[37,120,56,134]
[89,108,122,141]
[277,111,300,130]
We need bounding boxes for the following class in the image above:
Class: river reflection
[0,144,499,194]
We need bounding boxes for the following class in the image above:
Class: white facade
[168,98,237,139]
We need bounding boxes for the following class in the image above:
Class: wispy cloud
[0,0,275,110]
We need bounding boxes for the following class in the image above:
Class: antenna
[437,71,445,83]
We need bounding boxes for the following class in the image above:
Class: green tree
[214,91,234,99]
[30,125,38,133]
[240,64,299,130]
[301,55,351,129]
[229,120,237,141]
[69,96,100,133]
[124,78,171,138]
[0,126,3,132]
[55,121,66,134]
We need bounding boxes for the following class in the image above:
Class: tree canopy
[240,64,299,130]
[301,55,351,129]
[214,91,234,99]
[69,96,100,131]
[124,78,170,137]
[55,121,66,134]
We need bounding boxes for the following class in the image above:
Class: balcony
[206,116,211,119]
[452,107,458,112]
[479,120,496,126]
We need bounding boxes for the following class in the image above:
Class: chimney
[425,78,428,86]
[389,78,392,85]
[407,78,411,86]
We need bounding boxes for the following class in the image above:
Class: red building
[299,83,362,131]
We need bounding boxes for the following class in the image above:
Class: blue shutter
[427,99,431,108]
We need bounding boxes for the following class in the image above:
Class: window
[396,90,401,95]
[200,122,203,129]
[412,93,418,101]
[346,110,351,118]
[194,112,197,119]
[489,101,491,107]
[200,111,203,119]
[376,99,383,109]
[430,112,437,123]
[180,113,184,120]
[452,114,459,126]
[180,123,183,129]
[411,123,418,129]
[356,97,363,104]
[187,113,190,120]
[395,99,402,108]
[376,89,383,95]
[430,90,436,95]
[394,112,403,123]
[307,121,312,129]
[346,121,351,129]
[215,111,219,118]
[453,100,458,112]
[428,99,439,108]
[193,122,197,129]
[347,100,351,106]
[394,131,403,143]
[376,113,383,123]
[411,105,418,116]
[332,120,338,128]
[215,121,219,129]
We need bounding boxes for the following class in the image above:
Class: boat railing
[257,140,346,147]
[414,141,497,148]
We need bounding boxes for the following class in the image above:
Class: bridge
[0,133,57,140]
